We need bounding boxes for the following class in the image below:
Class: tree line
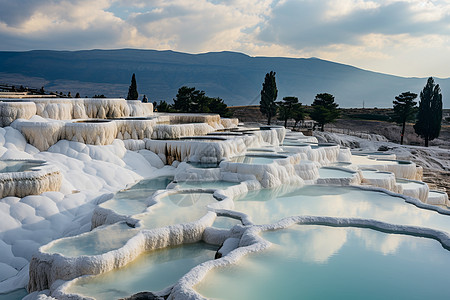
[125,71,443,147]
[259,71,443,147]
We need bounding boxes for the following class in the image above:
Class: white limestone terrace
[27,130,450,300]
[2,98,239,151]
[0,98,448,299]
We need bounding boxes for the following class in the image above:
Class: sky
[1,0,450,78]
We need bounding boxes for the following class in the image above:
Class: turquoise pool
[234,185,450,234]
[196,225,450,299]
[68,242,217,300]
[101,176,173,215]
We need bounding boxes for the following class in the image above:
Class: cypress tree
[414,77,443,147]
[260,71,278,125]
[392,91,417,145]
[126,73,138,100]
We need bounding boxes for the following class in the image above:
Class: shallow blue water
[101,176,173,215]
[234,185,450,234]
[67,242,217,300]
[174,180,238,190]
[0,160,43,172]
[0,289,27,300]
[43,222,137,257]
[196,225,450,299]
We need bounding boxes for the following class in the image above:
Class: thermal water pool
[43,222,137,257]
[230,154,287,164]
[0,160,44,173]
[172,180,238,190]
[67,242,217,300]
[136,192,218,229]
[100,176,173,215]
[233,185,450,234]
[195,225,450,299]
[318,167,356,178]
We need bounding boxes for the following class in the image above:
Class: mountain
[0,49,449,108]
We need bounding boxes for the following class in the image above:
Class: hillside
[0,49,449,108]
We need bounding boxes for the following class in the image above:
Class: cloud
[258,0,450,49]
[0,0,449,76]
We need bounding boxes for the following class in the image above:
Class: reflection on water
[137,192,218,229]
[68,242,217,300]
[174,181,238,190]
[234,185,450,235]
[196,225,450,299]
[0,160,43,172]
[43,223,137,257]
[101,176,173,215]
[0,289,27,300]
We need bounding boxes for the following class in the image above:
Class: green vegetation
[414,77,443,147]
[277,96,299,128]
[169,86,231,117]
[391,91,417,145]
[126,73,138,100]
[310,93,339,131]
[291,103,306,129]
[260,71,278,125]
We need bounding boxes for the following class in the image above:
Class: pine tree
[310,93,339,132]
[414,77,443,147]
[260,71,278,125]
[126,73,138,100]
[278,96,299,128]
[291,103,306,129]
[392,91,417,145]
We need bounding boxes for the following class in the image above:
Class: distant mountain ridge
[0,49,448,108]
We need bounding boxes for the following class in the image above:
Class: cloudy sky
[1,0,449,78]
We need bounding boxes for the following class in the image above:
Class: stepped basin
[352,151,396,160]
[186,161,220,169]
[42,222,137,257]
[172,180,238,190]
[67,242,217,300]
[212,216,242,229]
[234,185,450,234]
[396,179,429,203]
[136,192,219,229]
[0,159,44,173]
[281,140,311,147]
[329,162,352,167]
[101,176,173,215]
[318,167,356,178]
[246,148,276,153]
[195,225,450,300]
[427,191,449,206]
[229,154,287,165]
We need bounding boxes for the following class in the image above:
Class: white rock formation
[0,102,37,127]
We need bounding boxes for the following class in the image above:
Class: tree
[75,92,81,98]
[172,86,199,112]
[260,71,278,125]
[126,73,138,100]
[155,100,170,112]
[277,96,298,127]
[414,77,443,147]
[391,91,417,145]
[171,86,231,117]
[291,103,306,129]
[208,97,231,117]
[310,93,339,131]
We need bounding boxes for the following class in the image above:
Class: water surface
[196,225,450,299]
